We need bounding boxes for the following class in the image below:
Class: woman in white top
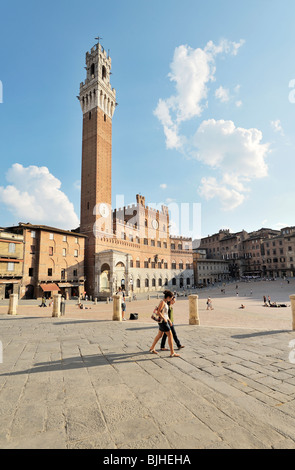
[117,286,126,320]
[149,290,180,357]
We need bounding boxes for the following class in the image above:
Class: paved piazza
[1,280,295,449]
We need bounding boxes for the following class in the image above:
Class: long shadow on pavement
[232,329,291,339]
[0,351,166,376]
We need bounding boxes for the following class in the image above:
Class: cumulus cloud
[193,119,269,179]
[0,163,79,229]
[215,84,243,106]
[154,38,272,211]
[215,86,230,103]
[193,119,270,210]
[154,38,245,149]
[198,177,246,211]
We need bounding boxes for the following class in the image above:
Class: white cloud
[270,119,284,136]
[154,38,245,149]
[154,38,272,211]
[165,197,176,204]
[215,86,230,103]
[198,177,246,211]
[0,163,79,230]
[193,119,269,179]
[193,119,270,210]
[160,183,167,189]
[205,38,245,56]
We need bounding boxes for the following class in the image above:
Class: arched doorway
[115,261,125,290]
[100,263,111,292]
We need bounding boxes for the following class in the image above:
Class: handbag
[129,313,138,320]
[151,306,161,322]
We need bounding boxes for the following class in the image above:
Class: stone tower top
[79,41,116,118]
[136,194,146,206]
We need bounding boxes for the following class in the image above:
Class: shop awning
[40,283,60,292]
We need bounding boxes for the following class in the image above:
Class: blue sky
[0,0,295,238]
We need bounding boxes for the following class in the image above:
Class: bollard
[147,294,150,300]
[94,298,97,304]
[52,293,61,317]
[112,294,122,321]
[8,294,18,315]
[290,295,295,330]
[189,294,200,325]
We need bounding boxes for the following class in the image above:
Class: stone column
[290,295,295,330]
[125,255,130,297]
[112,294,122,321]
[189,294,200,325]
[52,293,61,317]
[96,258,101,299]
[8,294,18,315]
[110,269,115,297]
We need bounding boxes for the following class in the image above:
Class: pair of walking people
[149,290,184,357]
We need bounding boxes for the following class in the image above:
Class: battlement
[114,201,168,217]
[170,235,193,241]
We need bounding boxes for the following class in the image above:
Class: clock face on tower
[152,219,159,230]
[99,203,110,218]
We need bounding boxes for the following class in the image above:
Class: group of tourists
[263,295,288,308]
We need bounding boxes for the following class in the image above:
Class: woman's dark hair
[163,290,173,299]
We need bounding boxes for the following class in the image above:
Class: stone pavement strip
[0,315,295,449]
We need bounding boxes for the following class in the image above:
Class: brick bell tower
[79,39,116,296]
